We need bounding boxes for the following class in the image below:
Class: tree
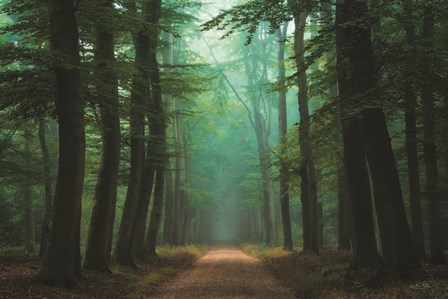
[288,0,319,253]
[276,22,293,251]
[23,128,35,254]
[115,1,149,266]
[336,0,418,276]
[401,0,425,259]
[38,118,53,257]
[41,0,85,287]
[84,0,121,272]
[420,3,445,264]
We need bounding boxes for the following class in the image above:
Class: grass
[241,244,448,299]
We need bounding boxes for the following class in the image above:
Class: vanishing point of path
[150,246,297,299]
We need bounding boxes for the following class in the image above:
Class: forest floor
[242,244,448,299]
[2,245,448,298]
[0,246,206,298]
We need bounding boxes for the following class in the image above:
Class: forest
[0,0,447,298]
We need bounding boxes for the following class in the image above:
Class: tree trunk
[402,0,425,260]
[41,0,85,287]
[337,165,351,250]
[421,5,445,264]
[131,106,156,258]
[294,10,319,253]
[84,0,121,272]
[335,0,379,269]
[276,24,293,251]
[38,118,52,257]
[142,0,165,256]
[23,129,35,254]
[144,164,166,256]
[163,166,174,244]
[364,108,418,275]
[337,0,418,276]
[114,29,148,266]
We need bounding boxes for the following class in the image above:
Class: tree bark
[142,0,165,257]
[401,0,425,260]
[23,129,35,254]
[41,0,85,287]
[84,0,121,272]
[276,23,293,251]
[337,0,418,276]
[337,165,351,250]
[163,165,174,244]
[421,5,445,264]
[294,9,319,253]
[114,29,148,266]
[336,0,379,269]
[38,118,52,257]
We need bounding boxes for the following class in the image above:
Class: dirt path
[149,246,296,299]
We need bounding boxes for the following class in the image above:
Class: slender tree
[114,1,149,266]
[421,4,445,264]
[276,23,293,251]
[288,0,319,253]
[401,0,425,259]
[143,0,166,256]
[38,118,53,257]
[84,0,121,272]
[23,129,35,254]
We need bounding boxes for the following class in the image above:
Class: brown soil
[149,246,297,299]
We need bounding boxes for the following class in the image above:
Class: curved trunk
[114,30,148,266]
[84,1,121,271]
[42,0,85,287]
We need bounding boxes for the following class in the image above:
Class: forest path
[149,245,297,299]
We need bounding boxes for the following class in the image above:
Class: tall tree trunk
[114,29,148,266]
[163,165,174,244]
[276,23,293,251]
[294,9,319,253]
[172,98,183,246]
[23,129,35,254]
[421,5,445,264]
[336,0,379,269]
[143,0,165,257]
[402,0,425,260]
[144,164,165,256]
[161,30,174,246]
[41,0,85,287]
[84,0,121,272]
[253,107,275,246]
[338,0,418,276]
[38,118,52,257]
[337,164,351,250]
[132,96,159,257]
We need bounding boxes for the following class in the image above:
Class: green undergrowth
[0,246,24,256]
[125,245,208,298]
[241,244,448,299]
